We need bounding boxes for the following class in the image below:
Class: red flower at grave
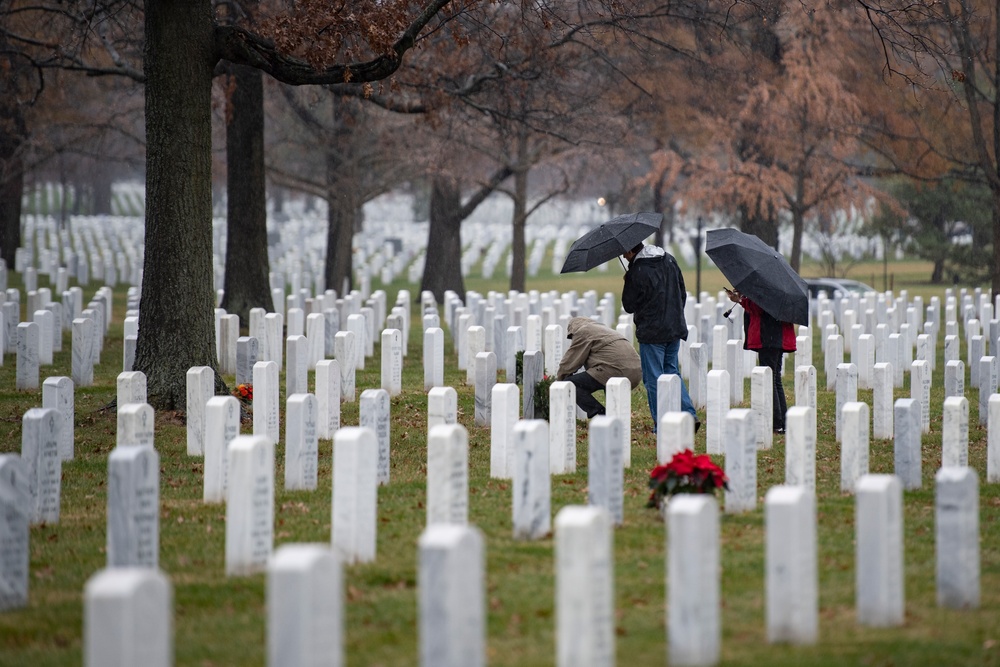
[646,449,728,508]
[233,383,253,404]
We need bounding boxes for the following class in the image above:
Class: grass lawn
[0,257,998,666]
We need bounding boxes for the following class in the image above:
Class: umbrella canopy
[560,212,662,274]
[704,228,809,325]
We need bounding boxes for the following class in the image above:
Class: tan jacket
[556,317,642,387]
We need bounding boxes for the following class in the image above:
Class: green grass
[0,259,998,666]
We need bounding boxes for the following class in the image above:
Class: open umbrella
[559,212,662,273]
[704,228,809,325]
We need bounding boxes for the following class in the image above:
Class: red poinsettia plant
[646,449,729,508]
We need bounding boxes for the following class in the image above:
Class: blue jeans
[640,340,697,426]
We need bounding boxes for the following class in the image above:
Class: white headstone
[555,506,614,667]
[426,424,468,526]
[490,383,519,479]
[835,363,858,443]
[285,394,319,491]
[84,568,173,667]
[893,398,922,490]
[203,396,239,504]
[658,412,694,464]
[856,474,904,627]
[106,445,159,567]
[765,486,817,644]
[724,409,757,514]
[587,416,624,526]
[253,360,280,445]
[0,455,30,611]
[267,544,344,667]
[512,420,551,540]
[935,467,979,609]
[315,359,341,440]
[872,362,894,440]
[225,435,274,576]
[331,427,378,564]
[549,381,577,474]
[474,351,497,427]
[380,329,403,396]
[841,402,870,493]
[360,389,391,486]
[117,371,147,412]
[605,377,631,468]
[428,386,458,432]
[424,327,444,390]
[42,376,74,461]
[333,331,356,402]
[942,396,969,468]
[418,525,485,667]
[285,335,308,397]
[706,369,730,455]
[667,495,720,666]
[117,403,154,449]
[785,406,815,491]
[751,366,773,450]
[15,322,39,391]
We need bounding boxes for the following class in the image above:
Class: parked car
[805,278,876,299]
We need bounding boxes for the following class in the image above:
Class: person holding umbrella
[725,288,796,434]
[621,241,699,431]
[705,227,810,436]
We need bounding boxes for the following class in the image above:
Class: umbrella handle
[619,256,628,272]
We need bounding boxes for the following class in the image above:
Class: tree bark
[325,185,356,296]
[510,166,528,293]
[0,163,22,268]
[790,207,805,272]
[220,64,272,325]
[136,0,226,409]
[421,176,465,303]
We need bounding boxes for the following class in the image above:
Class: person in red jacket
[725,288,796,434]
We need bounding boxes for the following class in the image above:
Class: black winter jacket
[621,247,688,344]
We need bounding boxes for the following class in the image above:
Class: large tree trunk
[0,34,26,266]
[325,187,356,296]
[220,64,272,325]
[993,194,1000,299]
[509,166,528,293]
[740,202,779,253]
[421,176,465,303]
[136,0,225,409]
[790,207,805,272]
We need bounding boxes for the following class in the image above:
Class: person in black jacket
[621,242,699,431]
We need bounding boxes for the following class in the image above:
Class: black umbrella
[560,212,662,274]
[704,228,809,325]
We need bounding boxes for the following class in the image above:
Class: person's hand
[725,287,740,303]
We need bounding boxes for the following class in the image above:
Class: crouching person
[556,317,642,418]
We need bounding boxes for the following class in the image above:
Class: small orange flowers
[233,383,253,403]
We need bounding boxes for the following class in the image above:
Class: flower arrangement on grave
[646,449,728,509]
[233,383,253,406]
[533,374,555,420]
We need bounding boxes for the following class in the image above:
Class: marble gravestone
[428,386,458,432]
[203,396,240,504]
[381,329,403,397]
[668,495,720,667]
[186,366,214,456]
[724,409,757,514]
[426,424,469,527]
[42,376,74,461]
[0,455,30,611]
[253,361,280,446]
[942,396,969,468]
[935,467,979,609]
[15,321,39,391]
[548,381,577,474]
[474,351,497,427]
[418,525,485,667]
[856,474,904,627]
[893,398,922,490]
[117,403,154,449]
[765,486,817,645]
[360,389,391,486]
[331,427,379,565]
[225,435,274,576]
[84,568,173,667]
[107,445,159,567]
[587,416,624,526]
[555,506,614,667]
[267,544,344,667]
[490,384,519,479]
[285,394,319,491]
[21,408,61,525]
[315,359,342,441]
[512,420,551,540]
